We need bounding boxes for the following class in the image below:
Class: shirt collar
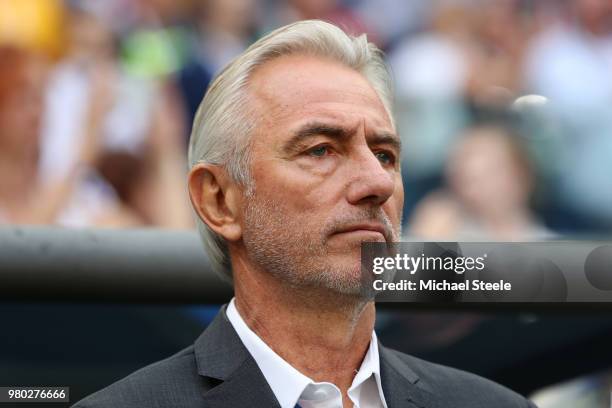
[226,298,387,408]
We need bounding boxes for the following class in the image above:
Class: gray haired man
[74,20,537,408]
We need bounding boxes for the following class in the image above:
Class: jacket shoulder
[385,348,537,407]
[71,346,210,408]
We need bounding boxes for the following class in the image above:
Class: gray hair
[188,19,395,283]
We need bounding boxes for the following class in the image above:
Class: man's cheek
[394,189,405,217]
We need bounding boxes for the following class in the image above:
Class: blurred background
[1,0,611,406]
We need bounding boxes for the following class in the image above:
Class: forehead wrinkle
[247,55,394,152]
[297,119,359,137]
[249,55,383,115]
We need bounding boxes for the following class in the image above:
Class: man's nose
[345,148,395,206]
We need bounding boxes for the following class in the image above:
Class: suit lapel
[194,305,281,408]
[199,357,281,408]
[379,343,442,408]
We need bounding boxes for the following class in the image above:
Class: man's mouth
[333,223,389,242]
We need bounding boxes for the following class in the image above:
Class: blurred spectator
[465,0,531,113]
[93,82,194,228]
[37,6,150,227]
[190,0,258,74]
[38,6,151,184]
[524,0,612,227]
[391,2,472,102]
[176,0,258,127]
[525,0,612,115]
[389,1,471,181]
[395,123,550,357]
[390,0,535,177]
[408,124,551,240]
[0,46,117,224]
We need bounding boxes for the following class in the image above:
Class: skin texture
[189,54,404,407]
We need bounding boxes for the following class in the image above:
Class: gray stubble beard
[242,188,401,300]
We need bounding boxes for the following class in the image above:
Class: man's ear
[188,163,243,242]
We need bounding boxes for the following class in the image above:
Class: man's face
[241,54,403,295]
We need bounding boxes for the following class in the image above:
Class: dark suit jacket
[73,306,537,407]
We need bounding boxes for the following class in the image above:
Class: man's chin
[310,261,372,298]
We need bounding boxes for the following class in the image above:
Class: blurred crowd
[0,0,611,235]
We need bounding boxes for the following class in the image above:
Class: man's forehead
[247,54,392,129]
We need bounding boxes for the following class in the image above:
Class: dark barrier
[1,226,612,311]
[0,226,233,303]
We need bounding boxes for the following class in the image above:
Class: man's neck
[232,262,376,394]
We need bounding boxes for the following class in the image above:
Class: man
[74,20,537,408]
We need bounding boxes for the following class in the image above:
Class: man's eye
[375,151,395,165]
[308,145,329,157]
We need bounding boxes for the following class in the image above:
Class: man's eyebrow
[282,121,401,152]
[282,122,352,152]
[370,132,402,152]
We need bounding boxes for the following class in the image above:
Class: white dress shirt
[226,298,388,408]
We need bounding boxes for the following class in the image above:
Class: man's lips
[333,223,389,242]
